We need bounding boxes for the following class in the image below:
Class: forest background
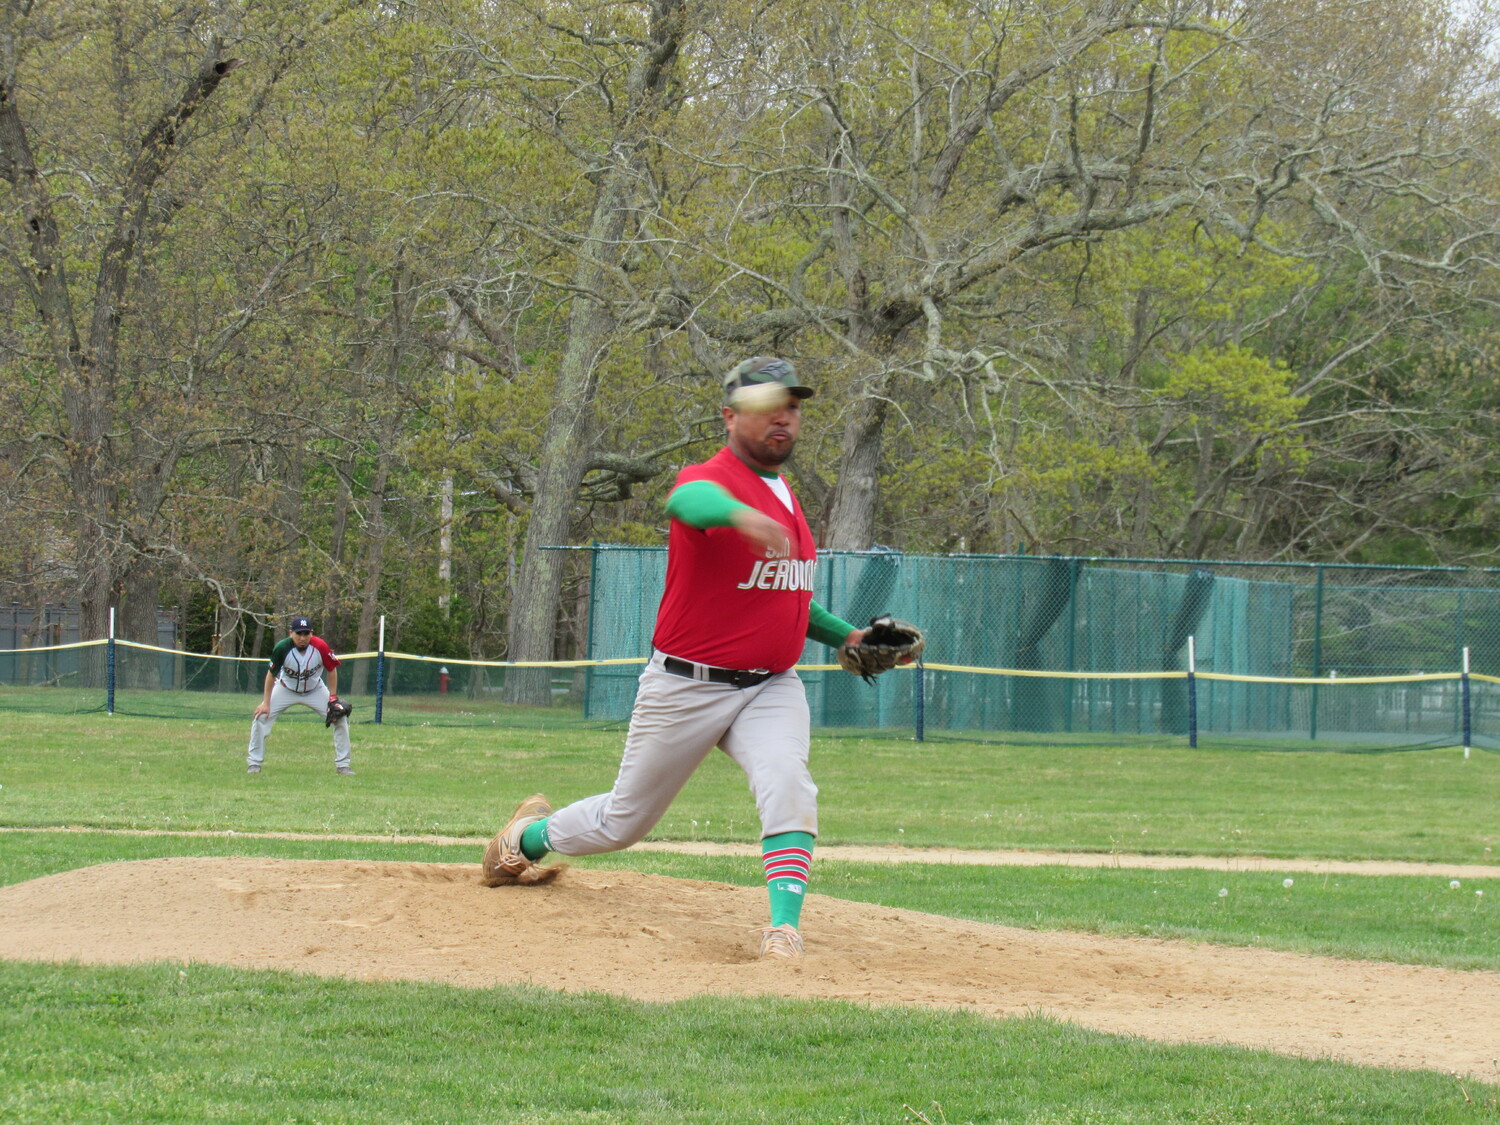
[4,0,1500,703]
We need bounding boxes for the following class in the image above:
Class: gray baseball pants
[545,651,816,855]
[247,680,352,771]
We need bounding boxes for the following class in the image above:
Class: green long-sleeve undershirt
[666,479,857,649]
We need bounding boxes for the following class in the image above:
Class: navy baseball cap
[722,357,814,400]
[289,616,313,632]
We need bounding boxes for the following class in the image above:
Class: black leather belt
[662,656,774,689]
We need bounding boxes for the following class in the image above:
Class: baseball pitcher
[479,357,923,959]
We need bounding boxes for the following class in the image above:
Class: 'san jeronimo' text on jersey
[652,447,815,672]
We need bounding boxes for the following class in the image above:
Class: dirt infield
[2,855,1497,1080]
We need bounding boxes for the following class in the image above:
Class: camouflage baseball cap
[722,357,814,400]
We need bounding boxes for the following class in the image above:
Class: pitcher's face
[723,396,802,471]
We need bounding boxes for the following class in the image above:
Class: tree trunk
[215,601,243,692]
[74,518,115,689]
[503,0,686,703]
[503,264,620,703]
[119,569,163,690]
[823,393,889,550]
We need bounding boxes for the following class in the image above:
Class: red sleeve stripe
[308,635,341,669]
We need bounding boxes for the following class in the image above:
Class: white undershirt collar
[759,473,793,512]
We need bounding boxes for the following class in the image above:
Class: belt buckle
[749,668,769,676]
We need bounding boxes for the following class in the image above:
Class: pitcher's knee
[755,783,818,839]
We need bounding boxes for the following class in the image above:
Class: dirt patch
[1,857,1496,1080]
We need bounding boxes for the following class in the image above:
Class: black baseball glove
[838,615,926,684]
[325,697,353,727]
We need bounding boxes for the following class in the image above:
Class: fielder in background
[247,615,354,775]
[481,356,902,959]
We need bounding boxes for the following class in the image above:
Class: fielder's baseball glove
[838,615,925,683]
[325,697,353,727]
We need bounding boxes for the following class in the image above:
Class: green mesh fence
[581,549,1500,752]
[4,552,1500,751]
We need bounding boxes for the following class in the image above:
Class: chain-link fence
[4,552,1500,752]
[583,549,1500,752]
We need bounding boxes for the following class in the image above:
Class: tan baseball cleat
[756,923,804,958]
[480,793,563,886]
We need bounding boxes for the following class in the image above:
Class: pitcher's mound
[1,857,1495,1078]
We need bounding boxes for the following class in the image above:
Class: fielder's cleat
[336,766,354,775]
[480,793,560,887]
[756,923,804,959]
[246,765,261,774]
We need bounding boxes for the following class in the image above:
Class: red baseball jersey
[652,446,816,672]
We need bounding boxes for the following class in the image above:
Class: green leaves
[1159,345,1307,451]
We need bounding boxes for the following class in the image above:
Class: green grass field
[1,712,1498,1123]
[2,711,1496,862]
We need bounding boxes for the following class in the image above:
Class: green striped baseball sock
[762,831,815,928]
[520,817,551,861]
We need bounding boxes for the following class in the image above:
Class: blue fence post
[106,607,116,716]
[1462,646,1472,760]
[1187,635,1198,749]
[374,614,385,725]
[914,658,925,742]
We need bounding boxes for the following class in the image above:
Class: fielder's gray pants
[545,651,815,856]
[247,680,352,771]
